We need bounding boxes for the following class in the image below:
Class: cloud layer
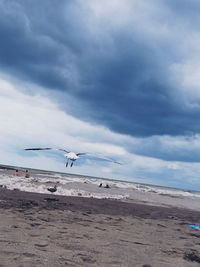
[1,0,200,137]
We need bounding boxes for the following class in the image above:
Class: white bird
[24,147,122,167]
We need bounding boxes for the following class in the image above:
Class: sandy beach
[0,167,200,266]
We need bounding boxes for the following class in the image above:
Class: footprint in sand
[34,243,48,248]
[81,256,96,264]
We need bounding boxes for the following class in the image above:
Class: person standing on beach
[14,169,19,176]
[25,170,30,178]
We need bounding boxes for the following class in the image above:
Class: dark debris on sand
[183,250,200,263]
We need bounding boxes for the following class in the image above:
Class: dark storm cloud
[0,0,200,138]
[0,0,71,89]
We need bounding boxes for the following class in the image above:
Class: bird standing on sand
[25,170,30,178]
[47,185,57,193]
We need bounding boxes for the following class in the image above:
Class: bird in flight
[24,147,122,167]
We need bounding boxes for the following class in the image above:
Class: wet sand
[0,187,200,266]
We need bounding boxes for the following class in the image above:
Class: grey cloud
[124,135,200,163]
[0,0,200,139]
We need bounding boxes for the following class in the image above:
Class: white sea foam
[0,171,200,210]
[0,174,128,199]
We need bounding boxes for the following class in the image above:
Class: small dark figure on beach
[14,169,19,176]
[0,185,7,189]
[47,185,57,193]
[104,184,110,189]
[99,183,102,188]
[25,170,30,178]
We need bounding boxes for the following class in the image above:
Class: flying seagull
[24,147,122,167]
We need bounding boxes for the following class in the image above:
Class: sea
[0,164,200,207]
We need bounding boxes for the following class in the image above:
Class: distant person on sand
[14,169,19,176]
[25,170,30,178]
[104,184,110,189]
[99,183,102,188]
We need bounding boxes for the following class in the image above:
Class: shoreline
[1,166,200,212]
[1,187,200,222]
[1,163,199,193]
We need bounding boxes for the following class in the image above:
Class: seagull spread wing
[24,147,52,151]
[57,148,70,153]
[24,147,70,153]
[93,155,122,165]
[24,148,122,165]
[79,153,122,165]
[76,152,88,156]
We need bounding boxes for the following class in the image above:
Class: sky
[0,0,200,190]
